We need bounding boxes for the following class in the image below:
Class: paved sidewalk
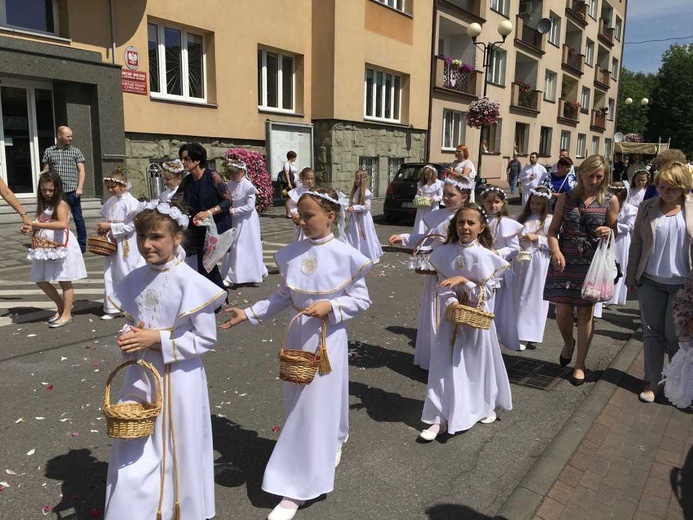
[535,350,693,520]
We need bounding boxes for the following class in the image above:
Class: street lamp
[622,97,650,136]
[624,97,649,107]
[467,20,514,186]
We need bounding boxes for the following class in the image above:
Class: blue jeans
[65,191,86,252]
[508,172,519,193]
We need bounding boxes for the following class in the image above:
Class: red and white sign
[121,69,147,95]
[124,46,139,70]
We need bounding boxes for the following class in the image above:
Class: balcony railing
[598,19,614,46]
[511,82,541,112]
[594,64,610,89]
[565,0,588,25]
[435,56,480,96]
[562,44,584,75]
[591,109,607,130]
[515,15,544,53]
[559,98,580,121]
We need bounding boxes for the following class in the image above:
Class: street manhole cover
[504,356,571,391]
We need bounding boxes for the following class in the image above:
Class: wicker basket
[278,313,328,385]
[445,288,495,330]
[87,235,117,256]
[31,233,66,249]
[413,195,432,209]
[102,359,162,439]
[410,233,445,275]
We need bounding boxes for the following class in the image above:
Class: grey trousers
[637,277,682,385]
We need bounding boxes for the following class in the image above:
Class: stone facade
[314,120,427,196]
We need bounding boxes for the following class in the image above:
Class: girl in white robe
[412,165,444,234]
[221,188,371,520]
[626,169,649,208]
[221,160,268,285]
[289,168,317,242]
[345,170,383,263]
[481,186,523,350]
[419,203,512,440]
[98,170,145,320]
[606,181,637,305]
[105,201,226,520]
[159,159,185,202]
[513,187,553,347]
[388,175,473,369]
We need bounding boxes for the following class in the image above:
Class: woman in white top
[282,151,300,218]
[449,144,477,203]
[412,165,444,234]
[627,162,693,403]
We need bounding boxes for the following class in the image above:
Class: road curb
[495,328,644,520]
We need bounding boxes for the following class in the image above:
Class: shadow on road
[671,444,693,516]
[349,380,424,430]
[385,325,417,348]
[425,503,508,519]
[348,339,428,384]
[45,448,107,519]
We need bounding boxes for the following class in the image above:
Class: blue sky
[623,0,693,74]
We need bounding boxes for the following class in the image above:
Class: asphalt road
[0,199,641,520]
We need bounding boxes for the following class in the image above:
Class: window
[611,57,619,80]
[442,109,466,150]
[605,138,613,159]
[365,67,402,122]
[560,130,571,152]
[581,87,590,112]
[591,136,600,155]
[615,16,622,40]
[258,48,295,112]
[359,156,379,194]
[544,70,557,102]
[148,22,206,102]
[1,0,57,34]
[487,49,506,86]
[490,0,509,16]
[388,157,405,181]
[482,120,502,154]
[588,0,598,18]
[548,13,561,47]
[576,134,586,158]
[608,98,615,120]
[514,123,530,155]
[585,39,594,67]
[539,126,552,156]
[374,0,409,14]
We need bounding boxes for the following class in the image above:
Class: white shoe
[101,313,121,321]
[518,342,527,351]
[335,434,349,467]
[419,424,444,442]
[480,411,497,424]
[267,503,300,520]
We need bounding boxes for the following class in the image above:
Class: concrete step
[0,198,103,224]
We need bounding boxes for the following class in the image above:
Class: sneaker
[101,313,121,321]
[480,411,497,424]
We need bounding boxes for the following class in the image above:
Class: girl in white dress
[513,187,553,348]
[23,171,87,328]
[481,186,523,350]
[626,169,649,208]
[98,169,145,320]
[289,168,316,242]
[412,165,444,234]
[105,201,226,520]
[159,159,185,202]
[606,181,637,305]
[345,170,383,263]
[419,203,512,441]
[221,188,371,520]
[221,159,268,286]
[389,175,474,369]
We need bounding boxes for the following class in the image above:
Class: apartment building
[429,0,626,181]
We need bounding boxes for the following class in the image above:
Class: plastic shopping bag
[198,217,238,273]
[581,231,617,303]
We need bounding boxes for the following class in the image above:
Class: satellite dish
[614,132,625,143]
[536,18,552,34]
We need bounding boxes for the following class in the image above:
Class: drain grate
[504,356,571,391]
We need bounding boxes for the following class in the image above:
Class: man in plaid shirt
[42,126,87,252]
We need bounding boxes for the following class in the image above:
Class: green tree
[616,68,655,136]
[646,44,693,156]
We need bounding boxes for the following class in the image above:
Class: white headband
[529,188,551,200]
[161,159,185,175]
[303,191,350,241]
[444,177,474,192]
[481,186,506,200]
[137,200,190,230]
[103,177,128,187]
[305,190,345,207]
[226,159,247,172]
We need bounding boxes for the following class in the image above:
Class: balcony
[558,98,580,123]
[439,0,484,21]
[590,109,607,131]
[594,64,610,90]
[434,56,480,97]
[514,15,545,57]
[562,44,584,76]
[598,19,615,46]
[565,0,588,27]
[510,82,542,114]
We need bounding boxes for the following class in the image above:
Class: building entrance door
[0,80,55,195]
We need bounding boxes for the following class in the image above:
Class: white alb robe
[244,234,371,500]
[221,177,267,284]
[345,188,383,263]
[412,179,444,234]
[513,215,552,343]
[101,192,145,314]
[105,249,226,520]
[607,203,637,305]
[288,186,312,242]
[423,241,512,433]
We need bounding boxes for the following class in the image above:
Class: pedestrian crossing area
[0,241,286,328]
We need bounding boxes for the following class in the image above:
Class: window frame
[588,0,598,19]
[539,126,552,157]
[490,0,509,16]
[374,0,410,15]
[580,87,590,113]
[257,47,296,114]
[548,13,561,47]
[482,120,502,154]
[149,21,207,104]
[0,0,59,35]
[576,133,587,158]
[544,69,557,102]
[514,122,530,155]
[442,109,466,151]
[611,57,619,81]
[615,16,622,41]
[585,39,595,67]
[487,48,507,87]
[364,66,402,123]
[605,138,613,159]
[591,135,600,155]
[608,98,615,120]
[560,130,571,152]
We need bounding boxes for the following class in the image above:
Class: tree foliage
[616,68,654,136]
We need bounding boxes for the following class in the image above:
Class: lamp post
[467,20,514,186]
[623,97,650,136]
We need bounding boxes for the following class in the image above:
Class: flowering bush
[466,97,501,128]
[442,56,474,73]
[624,133,643,143]
[222,148,274,212]
[515,80,532,94]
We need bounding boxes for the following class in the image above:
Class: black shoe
[559,339,576,368]
[569,371,586,386]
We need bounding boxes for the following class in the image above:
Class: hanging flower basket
[466,97,501,129]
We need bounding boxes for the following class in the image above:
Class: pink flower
[222,148,274,212]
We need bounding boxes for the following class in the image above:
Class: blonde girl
[345,170,383,263]
[412,165,444,233]
[159,159,185,202]
[289,168,317,242]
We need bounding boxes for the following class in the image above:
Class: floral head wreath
[103,176,128,187]
[161,159,185,175]
[607,183,627,191]
[479,207,489,224]
[480,186,506,201]
[137,200,190,230]
[444,177,474,192]
[529,188,552,200]
[304,190,350,241]
[226,159,247,172]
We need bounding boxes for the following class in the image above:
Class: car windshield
[394,166,425,181]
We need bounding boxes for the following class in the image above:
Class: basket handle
[280,310,328,355]
[412,233,446,256]
[103,359,162,410]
